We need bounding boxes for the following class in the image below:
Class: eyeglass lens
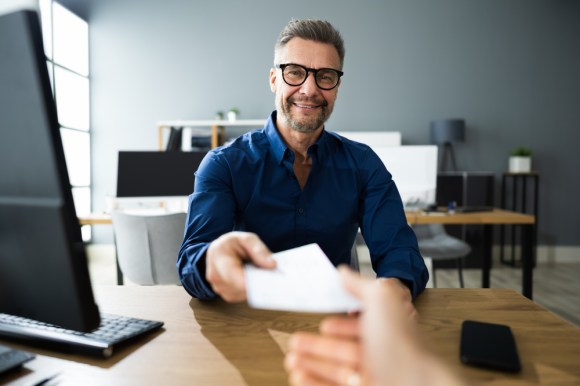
[281,64,340,90]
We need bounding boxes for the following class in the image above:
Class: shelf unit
[499,172,539,267]
[156,119,266,150]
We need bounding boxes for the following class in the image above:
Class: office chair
[412,224,471,288]
[111,211,186,285]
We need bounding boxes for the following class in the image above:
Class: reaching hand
[285,267,464,386]
[205,231,276,302]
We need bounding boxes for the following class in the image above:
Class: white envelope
[245,243,361,313]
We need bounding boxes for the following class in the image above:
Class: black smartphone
[460,320,521,373]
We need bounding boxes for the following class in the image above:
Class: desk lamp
[430,119,466,172]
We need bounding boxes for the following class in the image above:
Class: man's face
[270,37,341,133]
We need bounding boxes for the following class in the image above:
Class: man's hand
[205,231,276,302]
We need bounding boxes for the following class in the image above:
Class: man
[177,19,428,305]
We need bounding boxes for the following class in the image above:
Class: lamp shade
[430,119,466,144]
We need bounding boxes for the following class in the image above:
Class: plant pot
[227,111,237,122]
[509,156,532,173]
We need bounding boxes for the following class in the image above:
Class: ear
[269,67,277,93]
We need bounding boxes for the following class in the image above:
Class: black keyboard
[0,313,163,358]
[0,344,35,375]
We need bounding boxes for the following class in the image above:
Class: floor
[87,244,580,327]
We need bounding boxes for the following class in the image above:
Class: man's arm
[176,152,276,301]
[177,152,237,299]
[358,151,429,299]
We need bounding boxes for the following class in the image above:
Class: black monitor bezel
[0,9,100,332]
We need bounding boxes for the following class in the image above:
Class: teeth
[296,104,318,109]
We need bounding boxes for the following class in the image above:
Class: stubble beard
[278,96,334,133]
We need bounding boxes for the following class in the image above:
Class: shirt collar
[264,110,335,163]
[264,111,288,164]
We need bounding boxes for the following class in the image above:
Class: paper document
[245,244,362,313]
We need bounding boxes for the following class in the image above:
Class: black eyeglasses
[275,63,343,90]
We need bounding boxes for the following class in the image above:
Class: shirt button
[298,208,304,214]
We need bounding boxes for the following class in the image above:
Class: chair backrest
[412,223,448,239]
[112,211,186,285]
[412,223,471,260]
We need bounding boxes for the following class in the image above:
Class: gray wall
[83,0,580,247]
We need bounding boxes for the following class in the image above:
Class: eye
[285,66,305,78]
[318,70,337,82]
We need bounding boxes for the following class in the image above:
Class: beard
[277,95,334,133]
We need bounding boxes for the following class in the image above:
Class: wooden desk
[78,208,536,297]
[79,213,112,225]
[406,209,536,299]
[1,287,578,386]
[79,209,534,226]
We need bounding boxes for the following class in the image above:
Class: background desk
[407,209,536,298]
[79,208,536,297]
[1,287,578,386]
[79,213,113,225]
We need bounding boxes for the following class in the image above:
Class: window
[40,0,92,241]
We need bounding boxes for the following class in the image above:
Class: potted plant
[227,108,239,122]
[509,146,532,173]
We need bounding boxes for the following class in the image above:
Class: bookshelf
[157,119,266,150]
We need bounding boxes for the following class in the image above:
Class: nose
[298,71,319,95]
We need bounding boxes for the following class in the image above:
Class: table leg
[482,224,492,288]
[522,224,533,299]
[113,235,124,285]
[116,255,124,285]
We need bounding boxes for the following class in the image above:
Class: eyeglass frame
[275,63,344,90]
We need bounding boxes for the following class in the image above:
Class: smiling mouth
[294,103,323,109]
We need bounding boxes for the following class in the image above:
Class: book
[165,126,182,151]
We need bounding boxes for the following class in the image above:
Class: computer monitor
[373,146,438,208]
[0,7,100,331]
[334,131,402,147]
[116,151,206,197]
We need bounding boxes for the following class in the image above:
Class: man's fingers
[235,232,276,268]
[210,255,246,301]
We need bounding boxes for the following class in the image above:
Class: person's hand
[285,315,368,386]
[285,267,464,386]
[205,231,276,302]
[375,277,418,320]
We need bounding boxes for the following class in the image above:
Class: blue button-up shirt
[177,111,428,300]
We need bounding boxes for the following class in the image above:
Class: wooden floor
[87,244,580,327]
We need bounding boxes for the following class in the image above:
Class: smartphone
[460,320,521,373]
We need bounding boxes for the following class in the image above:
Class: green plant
[228,107,239,114]
[511,146,532,157]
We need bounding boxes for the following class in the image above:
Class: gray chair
[412,224,471,288]
[111,211,186,285]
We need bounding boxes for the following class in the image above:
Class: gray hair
[274,19,345,69]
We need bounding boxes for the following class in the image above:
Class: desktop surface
[1,286,578,386]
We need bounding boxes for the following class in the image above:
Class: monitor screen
[116,151,206,197]
[0,7,100,331]
[373,146,438,208]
